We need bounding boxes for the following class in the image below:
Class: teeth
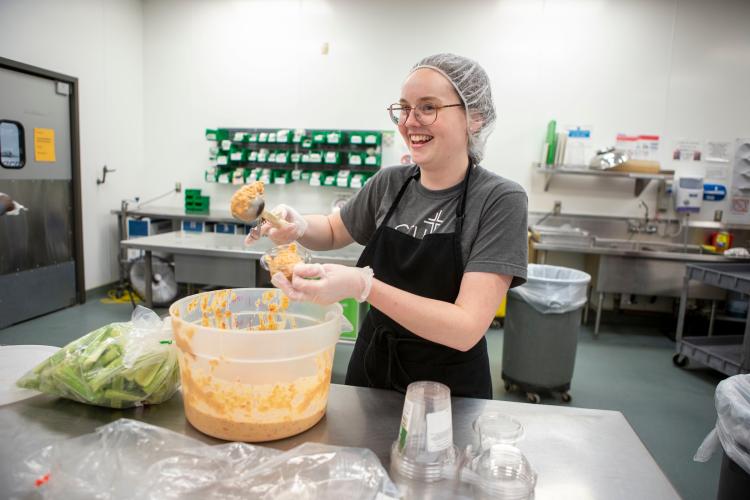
[410,134,433,143]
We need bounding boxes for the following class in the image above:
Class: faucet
[628,201,658,234]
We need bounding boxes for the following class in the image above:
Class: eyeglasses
[387,102,464,126]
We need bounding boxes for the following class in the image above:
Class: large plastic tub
[169,288,341,442]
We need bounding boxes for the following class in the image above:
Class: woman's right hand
[244,204,308,246]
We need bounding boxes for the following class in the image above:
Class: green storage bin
[326,131,342,144]
[273,170,293,184]
[205,128,229,141]
[230,148,246,163]
[364,154,381,166]
[339,298,359,340]
[311,131,327,144]
[363,132,382,145]
[348,152,364,166]
[323,151,340,165]
[185,189,210,214]
[275,150,290,164]
[216,154,229,166]
[276,129,291,143]
[232,131,247,142]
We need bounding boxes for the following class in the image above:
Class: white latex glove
[271,263,374,305]
[244,204,308,246]
[6,201,27,215]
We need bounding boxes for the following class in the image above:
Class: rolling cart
[674,263,750,375]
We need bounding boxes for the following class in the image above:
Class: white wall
[4,0,750,289]
[142,0,750,220]
[0,0,144,290]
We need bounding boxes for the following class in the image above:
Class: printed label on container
[398,398,414,451]
[426,408,452,452]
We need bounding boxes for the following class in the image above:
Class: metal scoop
[231,183,288,231]
[242,196,286,228]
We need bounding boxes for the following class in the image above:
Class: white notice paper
[706,141,732,163]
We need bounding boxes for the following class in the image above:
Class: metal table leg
[583,285,591,325]
[708,300,716,337]
[675,273,690,347]
[595,292,603,337]
[145,250,153,309]
[742,299,750,372]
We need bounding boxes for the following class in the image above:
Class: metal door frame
[0,57,85,303]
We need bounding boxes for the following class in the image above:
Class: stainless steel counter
[111,205,239,224]
[532,240,746,263]
[120,231,363,307]
[0,384,679,499]
[121,231,364,265]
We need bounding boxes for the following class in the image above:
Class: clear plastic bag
[13,419,401,500]
[16,306,179,408]
[509,264,591,314]
[694,374,750,475]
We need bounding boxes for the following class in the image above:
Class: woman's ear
[469,112,484,134]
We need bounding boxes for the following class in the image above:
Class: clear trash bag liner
[12,418,401,500]
[694,374,750,475]
[509,264,591,314]
[15,306,179,408]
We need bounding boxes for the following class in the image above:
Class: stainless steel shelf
[534,163,675,196]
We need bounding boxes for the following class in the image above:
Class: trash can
[502,264,591,403]
[694,374,750,500]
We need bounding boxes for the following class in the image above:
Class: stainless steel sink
[591,238,706,255]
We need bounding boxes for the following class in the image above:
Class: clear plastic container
[468,444,537,500]
[473,412,524,451]
[169,288,341,442]
[390,381,458,482]
[259,243,311,279]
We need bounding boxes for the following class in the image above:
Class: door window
[0,120,25,168]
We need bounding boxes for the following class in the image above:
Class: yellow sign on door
[34,128,56,162]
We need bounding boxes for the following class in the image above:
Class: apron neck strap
[382,162,473,227]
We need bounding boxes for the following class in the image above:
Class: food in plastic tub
[260,243,311,280]
[169,288,341,442]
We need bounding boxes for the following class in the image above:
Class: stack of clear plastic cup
[471,444,537,499]
[473,412,525,450]
[461,412,537,499]
[390,381,458,482]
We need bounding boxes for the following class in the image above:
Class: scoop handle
[260,209,288,228]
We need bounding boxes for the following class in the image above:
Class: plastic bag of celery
[16,306,179,408]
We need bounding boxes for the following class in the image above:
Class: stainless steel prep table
[0,384,679,499]
[120,231,364,307]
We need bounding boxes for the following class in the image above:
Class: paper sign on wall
[34,128,56,162]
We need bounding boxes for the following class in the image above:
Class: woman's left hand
[271,263,374,305]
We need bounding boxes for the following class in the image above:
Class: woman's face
[398,68,468,169]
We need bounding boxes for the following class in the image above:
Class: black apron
[345,163,492,399]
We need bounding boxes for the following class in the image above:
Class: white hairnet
[411,53,496,164]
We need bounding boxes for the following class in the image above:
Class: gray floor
[1,288,725,500]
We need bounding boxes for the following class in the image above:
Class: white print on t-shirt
[394,210,447,238]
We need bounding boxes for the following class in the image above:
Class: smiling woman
[248,53,528,399]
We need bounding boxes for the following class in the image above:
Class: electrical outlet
[175,182,182,193]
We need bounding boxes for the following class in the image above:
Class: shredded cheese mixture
[230,181,265,221]
[263,243,303,280]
